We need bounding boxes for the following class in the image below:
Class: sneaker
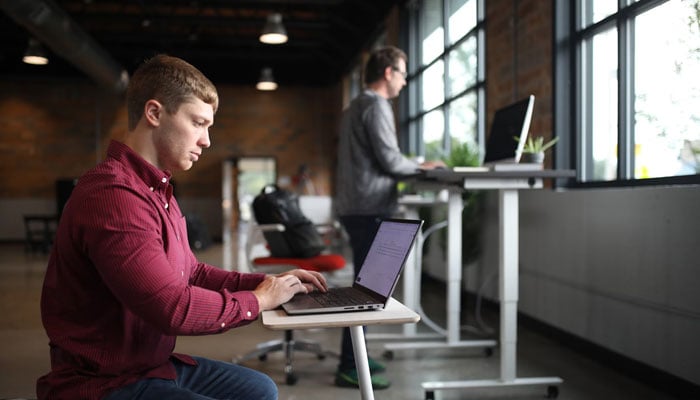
[335,368,391,390]
[367,357,386,373]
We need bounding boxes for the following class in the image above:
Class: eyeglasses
[391,66,407,79]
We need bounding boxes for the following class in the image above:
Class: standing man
[334,46,443,389]
[37,54,327,400]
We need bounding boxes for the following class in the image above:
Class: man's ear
[383,65,393,81]
[144,99,163,127]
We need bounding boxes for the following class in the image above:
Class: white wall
[468,185,700,386]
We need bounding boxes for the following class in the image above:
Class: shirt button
[149,187,154,191]
[221,322,225,328]
[164,203,169,209]
[246,311,252,318]
[161,177,167,183]
[181,271,184,277]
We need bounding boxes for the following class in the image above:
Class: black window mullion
[579,34,595,180]
[617,12,633,180]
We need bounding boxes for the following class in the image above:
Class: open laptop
[452,94,535,171]
[282,218,423,315]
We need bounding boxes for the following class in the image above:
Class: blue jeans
[338,215,385,371]
[103,357,277,400]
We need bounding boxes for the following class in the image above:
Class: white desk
[262,298,420,400]
[368,195,497,353]
[409,169,573,399]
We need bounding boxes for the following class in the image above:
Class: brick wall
[1,1,555,238]
[0,80,341,198]
[486,0,554,166]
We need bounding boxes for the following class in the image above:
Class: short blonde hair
[126,54,219,130]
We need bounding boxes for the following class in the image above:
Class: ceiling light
[256,67,278,91]
[259,13,287,44]
[23,38,49,65]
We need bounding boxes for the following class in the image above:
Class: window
[556,0,700,184]
[400,0,485,162]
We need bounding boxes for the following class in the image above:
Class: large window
[400,0,485,162]
[556,0,700,184]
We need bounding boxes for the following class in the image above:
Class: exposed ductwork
[0,0,129,93]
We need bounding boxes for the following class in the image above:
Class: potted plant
[516,135,559,163]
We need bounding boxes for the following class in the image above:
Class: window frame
[398,0,486,161]
[555,0,700,188]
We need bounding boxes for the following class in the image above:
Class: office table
[404,169,574,399]
[262,297,420,400]
[368,195,498,353]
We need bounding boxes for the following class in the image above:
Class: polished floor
[0,243,678,400]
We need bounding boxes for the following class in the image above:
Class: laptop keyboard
[309,287,375,307]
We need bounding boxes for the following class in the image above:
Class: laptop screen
[354,219,421,297]
[483,95,535,164]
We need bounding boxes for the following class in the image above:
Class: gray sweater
[335,89,419,216]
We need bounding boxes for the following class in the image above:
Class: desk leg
[402,229,419,337]
[446,187,463,344]
[499,189,519,381]
[350,325,374,400]
[377,193,497,351]
[421,189,562,398]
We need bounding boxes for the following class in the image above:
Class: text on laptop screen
[355,220,419,297]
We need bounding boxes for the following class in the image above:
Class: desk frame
[414,170,573,398]
[262,298,419,400]
[369,196,497,353]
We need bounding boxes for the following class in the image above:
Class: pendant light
[23,38,49,65]
[259,13,287,44]
[256,67,278,91]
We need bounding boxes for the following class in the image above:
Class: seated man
[36,54,327,400]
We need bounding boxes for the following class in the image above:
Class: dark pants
[103,356,277,400]
[338,214,385,371]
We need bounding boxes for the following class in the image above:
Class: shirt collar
[106,140,172,190]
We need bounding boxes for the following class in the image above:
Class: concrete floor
[0,243,677,400]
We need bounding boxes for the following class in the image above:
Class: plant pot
[520,152,544,163]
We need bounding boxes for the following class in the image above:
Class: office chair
[234,221,346,385]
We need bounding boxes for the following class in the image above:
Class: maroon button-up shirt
[37,140,266,400]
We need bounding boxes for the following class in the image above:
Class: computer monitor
[483,95,535,164]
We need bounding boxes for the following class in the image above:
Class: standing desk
[368,195,497,353]
[262,298,420,400]
[406,169,574,399]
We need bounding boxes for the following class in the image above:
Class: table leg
[376,192,496,351]
[446,187,463,344]
[421,188,562,398]
[350,325,374,400]
[499,189,519,381]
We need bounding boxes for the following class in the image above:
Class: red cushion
[253,254,346,272]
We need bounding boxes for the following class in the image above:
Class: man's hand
[419,160,447,170]
[253,269,328,311]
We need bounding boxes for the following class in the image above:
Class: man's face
[387,58,407,99]
[153,97,214,172]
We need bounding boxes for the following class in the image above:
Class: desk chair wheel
[547,385,559,398]
[258,354,268,361]
[285,369,298,385]
[484,347,494,357]
[382,350,394,360]
[425,390,435,400]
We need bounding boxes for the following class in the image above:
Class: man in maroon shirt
[37,54,327,400]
